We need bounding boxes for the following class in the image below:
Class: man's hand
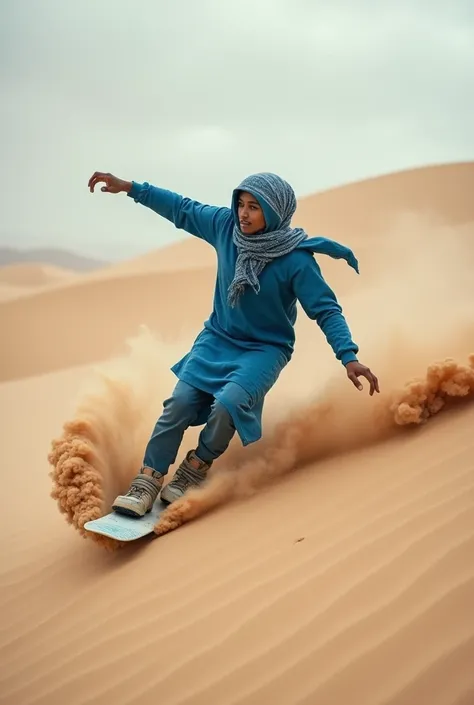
[346,361,380,396]
[88,172,132,194]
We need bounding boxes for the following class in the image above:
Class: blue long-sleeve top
[128,181,359,367]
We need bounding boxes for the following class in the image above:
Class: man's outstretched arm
[88,171,231,247]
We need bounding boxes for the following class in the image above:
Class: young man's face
[237,191,266,235]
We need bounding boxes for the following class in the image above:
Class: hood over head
[231,172,297,233]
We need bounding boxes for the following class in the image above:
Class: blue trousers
[142,380,240,475]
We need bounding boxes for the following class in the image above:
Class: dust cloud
[47,214,474,546]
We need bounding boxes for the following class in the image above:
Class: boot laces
[127,485,150,500]
[171,463,207,492]
[127,476,158,501]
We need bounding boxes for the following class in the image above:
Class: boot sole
[112,503,148,518]
[160,487,182,505]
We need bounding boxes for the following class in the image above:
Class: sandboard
[84,499,168,541]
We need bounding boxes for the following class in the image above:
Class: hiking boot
[160,450,211,504]
[112,467,164,518]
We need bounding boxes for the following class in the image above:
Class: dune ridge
[0,262,77,302]
[0,262,75,286]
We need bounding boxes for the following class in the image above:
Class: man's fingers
[348,364,380,396]
[90,176,105,190]
[88,172,101,190]
[365,370,380,396]
[366,370,380,395]
[349,373,363,391]
[88,172,108,192]
[373,374,380,394]
[368,373,375,396]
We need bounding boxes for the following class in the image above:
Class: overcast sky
[1,0,473,261]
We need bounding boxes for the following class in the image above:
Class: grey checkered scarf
[228,172,308,307]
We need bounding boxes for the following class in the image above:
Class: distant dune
[0,262,79,302]
[0,246,107,271]
[0,262,75,287]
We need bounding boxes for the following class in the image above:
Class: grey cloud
[1,0,473,259]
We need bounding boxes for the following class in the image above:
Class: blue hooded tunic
[127,178,359,445]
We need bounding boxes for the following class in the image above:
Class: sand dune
[0,246,107,271]
[1,162,474,705]
[96,237,216,276]
[0,262,77,302]
[296,161,474,238]
[0,282,38,301]
[0,266,215,382]
[0,262,75,287]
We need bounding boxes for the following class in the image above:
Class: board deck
[84,499,168,541]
